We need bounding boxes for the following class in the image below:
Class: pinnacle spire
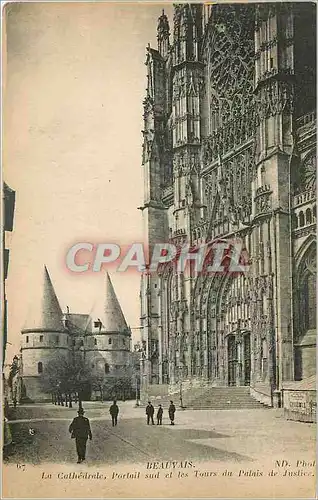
[157,8,170,57]
[23,266,65,331]
[103,272,128,333]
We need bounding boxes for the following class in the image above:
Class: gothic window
[206,5,255,135]
[231,94,243,118]
[299,211,305,227]
[298,245,316,334]
[105,363,110,374]
[40,335,43,342]
[221,99,230,126]
[302,154,316,192]
[210,95,220,132]
[108,338,112,345]
[37,362,43,374]
[294,3,316,117]
[301,272,316,331]
[26,336,29,343]
[306,208,312,225]
[94,338,97,345]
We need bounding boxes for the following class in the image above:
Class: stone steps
[142,386,269,410]
[187,387,267,410]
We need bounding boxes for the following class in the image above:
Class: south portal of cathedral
[139,4,316,405]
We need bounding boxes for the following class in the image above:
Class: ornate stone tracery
[141,4,316,398]
[207,7,255,132]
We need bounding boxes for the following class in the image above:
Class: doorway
[243,333,251,385]
[227,335,236,386]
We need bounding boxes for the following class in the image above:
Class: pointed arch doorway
[227,331,251,386]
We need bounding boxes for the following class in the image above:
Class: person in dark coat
[109,400,119,427]
[69,408,92,463]
[146,401,155,425]
[156,404,163,425]
[168,401,176,425]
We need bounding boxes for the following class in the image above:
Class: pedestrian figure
[69,408,92,463]
[168,400,176,425]
[156,404,163,425]
[109,400,119,427]
[146,401,155,425]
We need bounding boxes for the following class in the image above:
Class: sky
[3,2,173,363]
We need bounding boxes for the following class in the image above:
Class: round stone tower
[21,266,70,401]
[86,273,131,383]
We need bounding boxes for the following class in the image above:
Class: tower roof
[102,273,128,334]
[23,266,65,332]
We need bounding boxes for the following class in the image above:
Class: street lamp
[178,366,184,409]
[134,375,139,407]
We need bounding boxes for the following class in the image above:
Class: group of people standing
[69,399,177,463]
[146,401,176,426]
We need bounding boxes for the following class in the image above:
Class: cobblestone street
[5,402,315,466]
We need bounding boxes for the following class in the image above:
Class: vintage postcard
[2,1,316,498]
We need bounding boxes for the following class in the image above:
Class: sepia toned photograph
[2,2,316,498]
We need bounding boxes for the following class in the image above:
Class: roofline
[89,331,131,337]
[21,328,68,334]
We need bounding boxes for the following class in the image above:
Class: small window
[40,335,43,342]
[55,335,59,344]
[37,362,43,374]
[108,338,112,345]
[105,363,110,374]
[94,338,97,345]
[122,339,125,346]
[80,340,84,347]
[72,339,76,346]
[26,336,29,343]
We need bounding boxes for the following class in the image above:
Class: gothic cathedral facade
[140,4,316,405]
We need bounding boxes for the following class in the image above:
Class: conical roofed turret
[22,266,65,332]
[103,273,129,334]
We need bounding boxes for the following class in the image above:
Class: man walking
[109,400,119,427]
[168,400,176,425]
[146,401,155,425]
[69,408,92,463]
[156,404,163,425]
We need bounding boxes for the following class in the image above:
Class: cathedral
[21,267,132,402]
[139,4,316,406]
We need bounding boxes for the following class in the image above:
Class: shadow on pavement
[4,417,252,466]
